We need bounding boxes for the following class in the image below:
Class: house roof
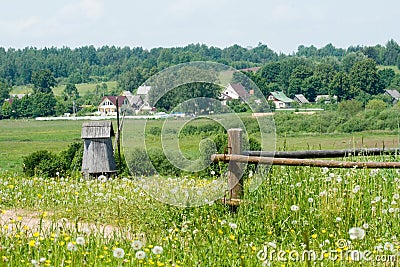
[294,94,309,104]
[270,91,293,102]
[81,121,114,139]
[229,83,250,99]
[131,95,143,106]
[100,96,127,107]
[137,85,151,95]
[385,89,400,99]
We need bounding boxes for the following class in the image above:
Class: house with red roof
[98,96,129,115]
[220,83,250,101]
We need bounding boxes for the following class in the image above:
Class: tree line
[0,40,400,117]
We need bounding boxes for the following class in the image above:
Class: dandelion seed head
[151,245,163,255]
[349,227,365,240]
[135,250,146,259]
[131,240,143,250]
[113,247,125,258]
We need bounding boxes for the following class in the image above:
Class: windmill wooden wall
[81,121,117,178]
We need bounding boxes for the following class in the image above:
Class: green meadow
[1,118,400,266]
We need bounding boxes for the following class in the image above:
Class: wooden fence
[212,128,400,206]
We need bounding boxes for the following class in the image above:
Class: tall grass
[1,157,400,266]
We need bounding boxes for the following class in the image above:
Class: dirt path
[0,209,121,238]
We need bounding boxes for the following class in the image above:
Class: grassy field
[1,118,400,265]
[10,81,118,97]
[1,157,400,265]
[0,118,399,174]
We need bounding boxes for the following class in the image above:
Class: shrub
[23,150,65,177]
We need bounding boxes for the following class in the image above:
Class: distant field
[377,65,400,74]
[10,81,118,97]
[1,118,399,174]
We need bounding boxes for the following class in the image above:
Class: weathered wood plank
[212,154,400,168]
[242,148,400,159]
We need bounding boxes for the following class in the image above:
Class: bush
[23,142,84,177]
[23,150,65,177]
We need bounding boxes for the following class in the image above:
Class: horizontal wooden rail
[211,154,400,168]
[242,148,400,159]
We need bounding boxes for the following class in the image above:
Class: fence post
[228,128,243,201]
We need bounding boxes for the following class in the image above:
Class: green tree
[288,65,313,97]
[349,58,382,96]
[378,68,395,89]
[383,39,400,66]
[31,69,56,94]
[341,52,366,72]
[0,79,11,101]
[330,71,352,101]
[63,83,80,100]
[31,93,56,117]
[366,99,387,111]
[1,101,12,118]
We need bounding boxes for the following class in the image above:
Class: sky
[0,0,399,54]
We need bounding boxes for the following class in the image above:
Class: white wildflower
[113,247,125,258]
[131,240,143,250]
[135,250,146,259]
[229,222,238,230]
[151,245,163,255]
[76,237,85,245]
[349,227,365,240]
[67,242,77,251]
[290,205,300,211]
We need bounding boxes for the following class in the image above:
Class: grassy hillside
[10,81,118,97]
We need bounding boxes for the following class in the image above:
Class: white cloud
[168,0,227,17]
[59,0,105,22]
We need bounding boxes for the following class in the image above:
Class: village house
[136,85,151,102]
[293,94,310,105]
[267,91,293,109]
[384,89,400,104]
[220,83,250,105]
[98,95,129,115]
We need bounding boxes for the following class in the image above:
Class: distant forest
[1,40,400,118]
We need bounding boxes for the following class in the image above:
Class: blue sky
[1,0,399,53]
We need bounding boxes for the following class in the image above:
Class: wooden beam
[242,148,400,159]
[211,154,400,168]
[227,129,243,200]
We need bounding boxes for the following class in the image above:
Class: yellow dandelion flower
[17,216,22,221]
[321,229,326,234]
[329,234,334,238]
[23,225,29,231]
[157,261,164,266]
[311,234,317,239]
[267,231,273,235]
[1,210,5,214]
[33,232,40,238]
[218,229,223,235]
[229,234,235,240]
[240,255,244,259]
[28,240,36,247]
